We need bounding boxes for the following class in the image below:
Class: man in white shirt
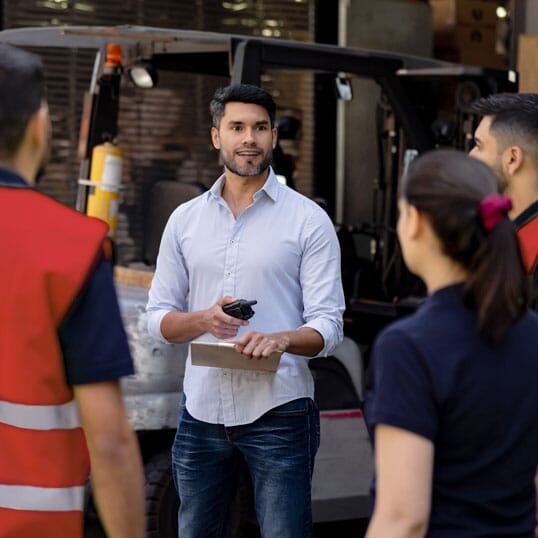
[147,83,345,538]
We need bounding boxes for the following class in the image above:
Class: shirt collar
[513,200,538,229]
[208,167,280,203]
[0,166,30,188]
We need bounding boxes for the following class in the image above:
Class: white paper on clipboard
[190,342,282,372]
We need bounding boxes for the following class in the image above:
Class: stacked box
[432,0,498,29]
[518,35,538,92]
[431,0,506,69]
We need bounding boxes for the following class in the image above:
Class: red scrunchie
[479,193,512,231]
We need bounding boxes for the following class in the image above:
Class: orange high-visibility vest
[0,185,108,538]
[517,214,538,276]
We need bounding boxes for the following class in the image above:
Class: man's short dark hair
[209,84,276,128]
[0,44,46,158]
[468,93,538,163]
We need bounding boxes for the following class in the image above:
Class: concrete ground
[85,517,369,537]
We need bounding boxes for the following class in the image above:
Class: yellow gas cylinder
[86,142,123,238]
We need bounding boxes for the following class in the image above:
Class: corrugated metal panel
[141,1,198,28]
[24,46,95,206]
[3,0,315,264]
[201,0,313,39]
[117,70,229,260]
[265,69,314,196]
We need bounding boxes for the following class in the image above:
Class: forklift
[0,25,517,537]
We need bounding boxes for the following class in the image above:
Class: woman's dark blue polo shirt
[366,284,538,537]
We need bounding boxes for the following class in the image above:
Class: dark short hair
[402,149,529,343]
[209,84,276,128]
[468,93,538,163]
[0,44,45,159]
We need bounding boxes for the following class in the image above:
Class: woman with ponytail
[365,150,538,538]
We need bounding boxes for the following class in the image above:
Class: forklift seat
[143,180,206,265]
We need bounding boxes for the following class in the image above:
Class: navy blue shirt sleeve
[366,327,438,441]
[59,257,135,385]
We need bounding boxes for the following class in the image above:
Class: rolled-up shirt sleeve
[146,209,189,343]
[299,209,345,357]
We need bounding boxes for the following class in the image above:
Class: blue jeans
[172,397,320,538]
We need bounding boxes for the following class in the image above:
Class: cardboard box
[435,23,498,53]
[518,35,538,92]
[454,25,497,52]
[432,0,498,31]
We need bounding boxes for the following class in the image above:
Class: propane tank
[86,141,123,238]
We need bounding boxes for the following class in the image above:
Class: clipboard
[190,342,282,372]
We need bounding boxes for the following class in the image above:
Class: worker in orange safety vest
[469,93,538,308]
[0,43,144,537]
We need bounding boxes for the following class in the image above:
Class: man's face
[211,102,277,178]
[469,115,509,192]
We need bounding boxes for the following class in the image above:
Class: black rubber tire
[83,484,106,538]
[145,450,179,538]
[83,502,107,538]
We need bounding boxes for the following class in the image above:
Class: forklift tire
[83,490,107,538]
[145,450,179,538]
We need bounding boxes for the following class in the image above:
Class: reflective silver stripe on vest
[0,484,84,512]
[0,399,80,430]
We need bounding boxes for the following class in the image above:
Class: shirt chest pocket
[236,234,302,281]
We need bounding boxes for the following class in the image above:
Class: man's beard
[492,158,509,193]
[220,148,272,177]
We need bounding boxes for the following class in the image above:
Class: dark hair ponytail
[466,217,529,342]
[402,150,530,343]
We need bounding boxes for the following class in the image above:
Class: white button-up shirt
[147,169,345,426]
